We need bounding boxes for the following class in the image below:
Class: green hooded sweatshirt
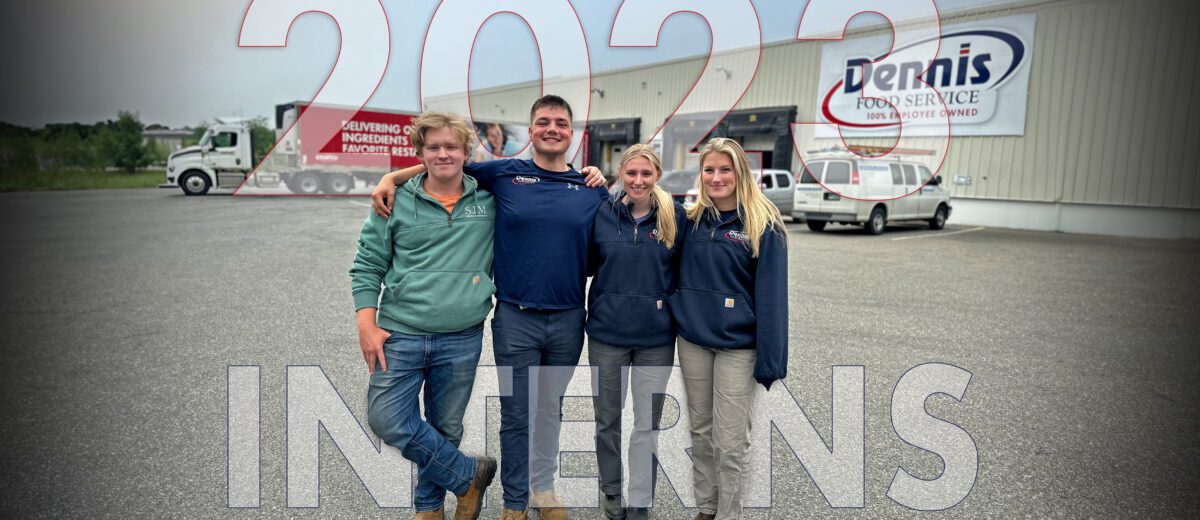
[350,173,496,334]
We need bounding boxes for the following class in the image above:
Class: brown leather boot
[453,456,498,520]
[530,490,567,520]
[499,508,528,520]
[693,513,715,520]
[415,507,445,520]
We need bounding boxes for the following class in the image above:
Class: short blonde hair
[408,112,474,155]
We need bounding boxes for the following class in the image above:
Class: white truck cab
[792,148,952,235]
[162,119,278,195]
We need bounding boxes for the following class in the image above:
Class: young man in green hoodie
[350,112,497,520]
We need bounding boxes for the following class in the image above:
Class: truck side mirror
[932,175,942,186]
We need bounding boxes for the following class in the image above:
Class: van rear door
[818,160,857,216]
[793,161,825,216]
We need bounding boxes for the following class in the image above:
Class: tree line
[0,111,275,174]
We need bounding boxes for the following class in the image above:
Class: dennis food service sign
[816,13,1036,137]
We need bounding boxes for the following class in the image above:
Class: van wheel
[291,173,321,194]
[180,171,210,196]
[929,204,948,230]
[322,173,354,194]
[806,220,827,232]
[864,206,886,235]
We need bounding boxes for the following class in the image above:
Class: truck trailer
[162,102,422,195]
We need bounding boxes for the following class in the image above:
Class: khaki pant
[677,337,757,520]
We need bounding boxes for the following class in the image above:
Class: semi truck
[162,102,422,195]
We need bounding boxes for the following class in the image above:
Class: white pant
[677,337,757,520]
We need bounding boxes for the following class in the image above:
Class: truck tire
[180,171,210,196]
[929,204,948,230]
[322,173,353,194]
[806,220,827,232]
[864,206,887,235]
[291,173,321,195]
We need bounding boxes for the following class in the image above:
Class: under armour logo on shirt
[566,184,580,191]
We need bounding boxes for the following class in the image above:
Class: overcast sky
[0,0,1015,128]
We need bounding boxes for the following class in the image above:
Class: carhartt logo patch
[512,175,540,185]
[657,299,663,310]
[724,298,735,308]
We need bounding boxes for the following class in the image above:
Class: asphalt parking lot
[0,189,1197,518]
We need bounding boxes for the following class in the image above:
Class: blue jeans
[366,323,484,512]
[491,301,586,511]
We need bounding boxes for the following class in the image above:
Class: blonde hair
[618,144,676,249]
[686,138,786,257]
[408,112,475,155]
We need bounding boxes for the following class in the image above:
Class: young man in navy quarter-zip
[371,96,608,520]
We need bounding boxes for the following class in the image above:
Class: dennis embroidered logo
[513,176,540,185]
[724,230,750,246]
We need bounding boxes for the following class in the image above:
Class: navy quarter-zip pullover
[586,196,688,347]
[670,209,788,389]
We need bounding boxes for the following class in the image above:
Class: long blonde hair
[685,137,785,257]
[618,144,676,249]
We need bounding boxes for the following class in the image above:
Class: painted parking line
[890,226,986,241]
[347,200,372,208]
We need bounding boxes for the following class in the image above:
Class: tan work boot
[415,507,445,520]
[530,490,567,520]
[454,456,498,520]
[499,508,528,520]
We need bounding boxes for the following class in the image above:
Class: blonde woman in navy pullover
[585,145,686,520]
[670,138,788,520]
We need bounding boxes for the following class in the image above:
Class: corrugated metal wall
[433,0,1200,209]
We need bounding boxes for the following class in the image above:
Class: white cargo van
[792,150,951,235]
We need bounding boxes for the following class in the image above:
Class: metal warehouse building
[428,0,1199,239]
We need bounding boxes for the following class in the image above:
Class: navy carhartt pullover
[586,197,688,348]
[671,209,789,390]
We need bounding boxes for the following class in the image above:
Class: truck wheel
[180,171,210,196]
[322,174,353,194]
[864,206,887,235]
[929,204,948,230]
[806,220,827,232]
[291,173,321,194]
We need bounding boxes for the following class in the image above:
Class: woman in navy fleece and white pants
[670,138,789,520]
